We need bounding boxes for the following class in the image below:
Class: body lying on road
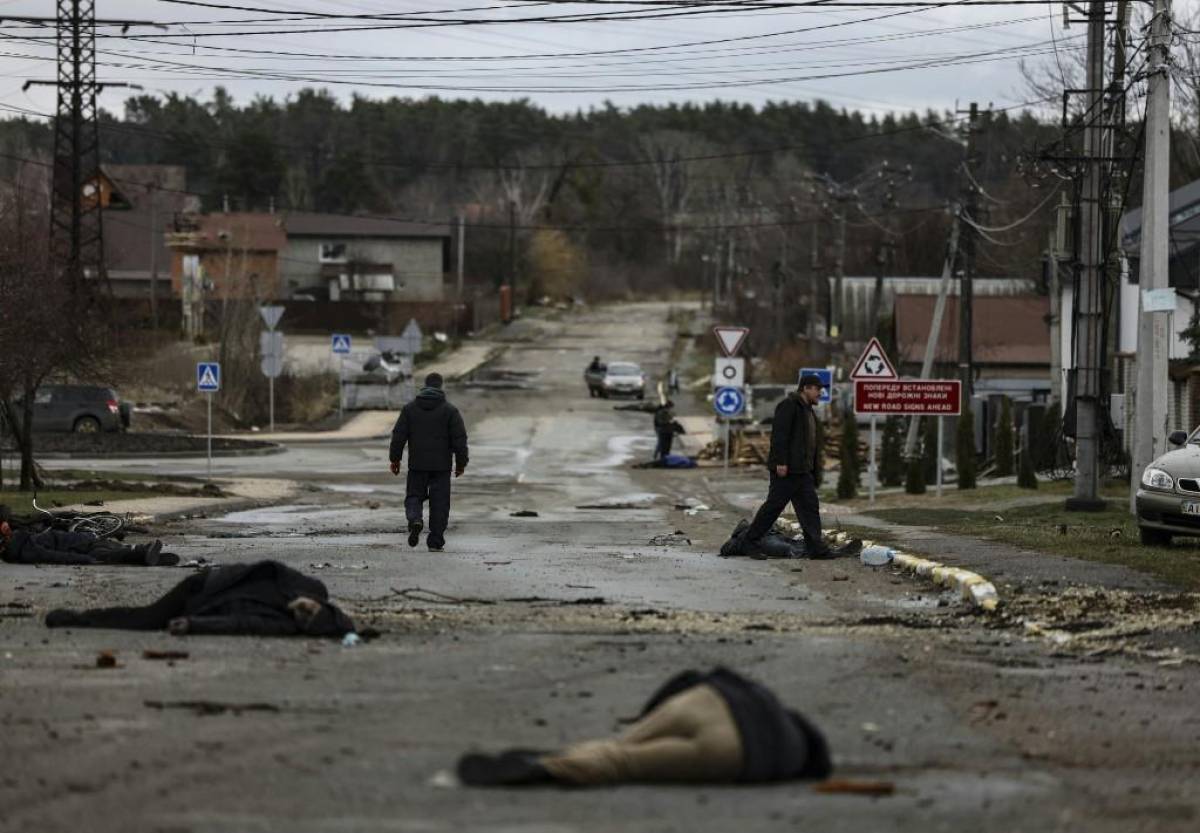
[44,560,358,638]
[457,667,831,786]
[0,519,174,567]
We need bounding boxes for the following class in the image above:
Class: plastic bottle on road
[860,545,895,567]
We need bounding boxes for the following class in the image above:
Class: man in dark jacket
[652,400,678,461]
[742,374,831,558]
[389,372,469,552]
[44,560,356,637]
[1,520,174,566]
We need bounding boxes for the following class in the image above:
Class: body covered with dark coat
[45,560,357,637]
[768,392,823,476]
[390,387,469,472]
[4,528,147,566]
[641,667,831,782]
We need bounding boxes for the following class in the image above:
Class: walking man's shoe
[428,543,444,553]
[407,521,423,547]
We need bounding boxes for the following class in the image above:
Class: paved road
[5,303,1198,832]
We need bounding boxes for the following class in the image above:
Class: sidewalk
[54,477,301,523]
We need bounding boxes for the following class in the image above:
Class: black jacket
[768,392,822,475]
[183,560,356,637]
[3,528,111,565]
[389,387,469,472]
[641,667,832,782]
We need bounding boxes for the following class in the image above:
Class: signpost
[849,338,899,503]
[714,386,746,471]
[854,378,963,498]
[331,334,352,423]
[712,326,749,357]
[713,357,745,388]
[259,306,285,432]
[196,361,220,480]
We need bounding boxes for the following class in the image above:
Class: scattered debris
[510,510,539,518]
[342,633,362,647]
[144,700,281,716]
[142,649,189,661]
[483,560,513,566]
[831,574,850,582]
[309,562,369,571]
[648,531,691,547]
[814,778,895,796]
[95,650,118,669]
[683,504,710,516]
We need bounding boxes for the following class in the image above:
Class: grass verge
[0,489,167,516]
[862,494,1200,591]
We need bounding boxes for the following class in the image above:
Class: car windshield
[608,364,640,376]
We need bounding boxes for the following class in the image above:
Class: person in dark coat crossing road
[389,372,469,552]
[742,374,832,558]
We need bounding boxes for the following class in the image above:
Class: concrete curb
[889,552,1000,612]
[35,443,285,460]
[784,519,1001,611]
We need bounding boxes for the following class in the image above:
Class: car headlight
[1142,468,1175,490]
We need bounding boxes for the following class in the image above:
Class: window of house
[319,242,348,263]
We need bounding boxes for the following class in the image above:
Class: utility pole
[831,204,846,341]
[959,102,984,399]
[456,213,465,300]
[507,199,517,300]
[1067,0,1109,512]
[1132,0,1172,513]
[807,215,820,343]
[148,183,158,330]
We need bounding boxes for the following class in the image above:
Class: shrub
[836,414,860,499]
[905,454,926,494]
[880,416,903,487]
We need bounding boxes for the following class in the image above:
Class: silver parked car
[599,362,646,399]
[1135,428,1200,545]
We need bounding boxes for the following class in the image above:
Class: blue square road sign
[331,333,352,354]
[197,362,221,392]
[799,367,833,403]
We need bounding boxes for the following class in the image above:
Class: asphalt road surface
[3,303,1198,832]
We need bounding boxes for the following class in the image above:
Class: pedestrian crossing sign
[331,333,352,354]
[196,362,221,392]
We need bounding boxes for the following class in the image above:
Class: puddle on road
[580,434,654,471]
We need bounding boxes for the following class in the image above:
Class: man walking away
[742,374,832,558]
[389,372,469,552]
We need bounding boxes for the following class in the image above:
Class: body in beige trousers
[540,683,744,784]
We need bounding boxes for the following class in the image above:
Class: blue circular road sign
[714,386,745,417]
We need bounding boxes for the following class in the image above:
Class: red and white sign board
[849,337,898,380]
[713,326,749,357]
[854,379,962,416]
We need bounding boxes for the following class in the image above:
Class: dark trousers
[406,469,452,547]
[654,431,674,460]
[744,472,826,554]
[62,572,207,629]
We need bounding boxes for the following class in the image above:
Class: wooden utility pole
[148,183,158,330]
[1132,0,1172,513]
[1067,0,1109,511]
[959,103,981,398]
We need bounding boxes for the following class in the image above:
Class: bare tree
[633,131,715,265]
[0,182,110,490]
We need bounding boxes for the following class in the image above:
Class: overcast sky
[0,1,1182,123]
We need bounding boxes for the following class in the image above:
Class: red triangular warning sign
[849,337,898,380]
[713,326,749,357]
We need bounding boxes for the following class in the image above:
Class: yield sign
[259,305,285,330]
[849,337,898,380]
[713,326,749,357]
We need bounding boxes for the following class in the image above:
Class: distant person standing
[653,400,677,461]
[742,374,832,558]
[389,372,469,552]
[667,367,680,396]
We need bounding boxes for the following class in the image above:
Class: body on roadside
[389,372,469,552]
[0,519,173,566]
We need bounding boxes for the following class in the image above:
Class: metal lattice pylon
[50,0,104,287]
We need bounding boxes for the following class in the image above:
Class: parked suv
[23,384,130,433]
